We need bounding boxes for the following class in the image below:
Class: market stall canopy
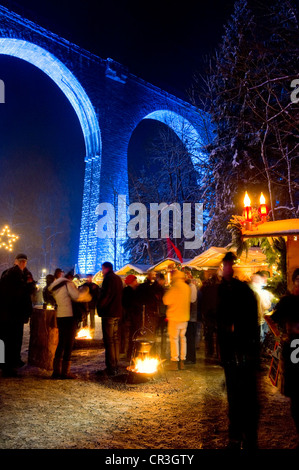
[149,258,182,272]
[183,246,267,269]
[183,247,227,268]
[115,263,150,275]
[242,219,299,238]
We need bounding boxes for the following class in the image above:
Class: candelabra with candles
[242,192,269,230]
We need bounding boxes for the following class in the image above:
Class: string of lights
[0,225,19,252]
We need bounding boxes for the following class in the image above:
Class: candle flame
[260,192,266,205]
[244,191,251,207]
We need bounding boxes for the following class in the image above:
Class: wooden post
[28,306,58,370]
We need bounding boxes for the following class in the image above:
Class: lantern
[259,193,268,220]
[127,306,160,382]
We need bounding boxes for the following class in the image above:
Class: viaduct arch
[0,5,212,273]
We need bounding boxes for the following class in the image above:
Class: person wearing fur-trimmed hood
[49,268,91,379]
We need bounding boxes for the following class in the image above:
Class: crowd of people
[0,251,299,450]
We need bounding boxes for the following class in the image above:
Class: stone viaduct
[0,5,212,273]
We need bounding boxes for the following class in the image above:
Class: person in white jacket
[49,268,91,379]
[163,270,190,370]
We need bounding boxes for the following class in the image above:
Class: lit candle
[259,192,268,219]
[243,191,253,223]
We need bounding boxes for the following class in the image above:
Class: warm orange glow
[76,327,93,339]
[0,225,19,252]
[260,192,266,205]
[243,192,253,222]
[244,191,251,207]
[259,192,268,217]
[133,356,159,374]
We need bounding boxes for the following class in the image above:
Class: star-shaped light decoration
[0,225,19,252]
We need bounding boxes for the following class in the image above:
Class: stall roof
[243,219,299,238]
[115,263,150,275]
[183,247,227,268]
[183,246,267,268]
[149,258,182,272]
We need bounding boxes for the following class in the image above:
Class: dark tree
[193,0,299,248]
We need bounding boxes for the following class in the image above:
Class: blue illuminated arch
[0,38,101,157]
[143,110,206,183]
[0,38,101,274]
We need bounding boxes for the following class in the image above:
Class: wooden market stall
[242,218,299,290]
[115,263,150,277]
[147,258,182,285]
[182,246,269,281]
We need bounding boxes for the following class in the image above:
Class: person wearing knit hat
[125,274,137,286]
[15,253,28,261]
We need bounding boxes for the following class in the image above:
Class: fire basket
[73,326,98,349]
[126,306,162,383]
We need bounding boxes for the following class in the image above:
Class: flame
[133,356,159,374]
[260,192,266,205]
[243,191,251,207]
[76,327,93,339]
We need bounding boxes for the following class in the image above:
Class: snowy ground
[0,323,298,451]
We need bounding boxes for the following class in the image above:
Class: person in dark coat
[81,274,101,330]
[216,252,260,450]
[0,253,36,377]
[122,274,142,361]
[136,271,160,340]
[43,274,56,308]
[267,268,299,444]
[97,262,123,376]
[200,275,220,359]
[185,277,198,364]
[154,273,167,358]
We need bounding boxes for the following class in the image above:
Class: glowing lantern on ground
[259,193,269,220]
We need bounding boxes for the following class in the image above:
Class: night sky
[0,0,236,98]
[0,0,236,275]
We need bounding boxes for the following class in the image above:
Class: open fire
[75,327,93,340]
[131,356,160,374]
